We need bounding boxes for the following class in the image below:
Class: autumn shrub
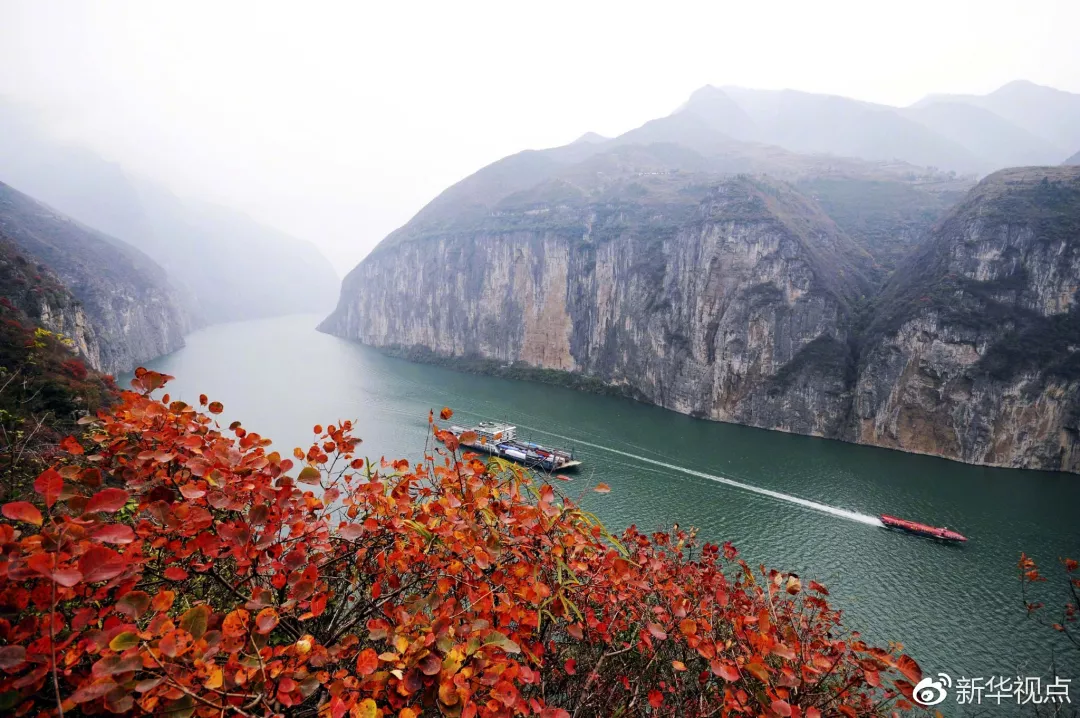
[0,369,924,717]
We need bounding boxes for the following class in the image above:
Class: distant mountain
[653,82,1080,175]
[1064,150,1080,166]
[699,86,986,173]
[901,101,1061,168]
[0,181,186,374]
[571,132,609,145]
[0,100,339,327]
[913,80,1080,158]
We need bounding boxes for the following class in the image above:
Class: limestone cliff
[853,166,1080,472]
[325,154,1080,474]
[0,181,187,375]
[323,172,874,438]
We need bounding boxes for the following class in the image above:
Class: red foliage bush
[0,369,923,716]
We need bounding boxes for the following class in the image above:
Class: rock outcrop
[853,166,1080,471]
[0,181,187,375]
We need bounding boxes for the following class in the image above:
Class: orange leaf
[356,647,379,676]
[671,660,687,672]
[594,483,611,494]
[647,622,667,640]
[255,607,279,634]
[679,618,697,636]
[59,435,84,455]
[2,501,42,526]
[896,654,922,684]
[439,407,453,420]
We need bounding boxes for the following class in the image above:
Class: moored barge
[449,422,581,472]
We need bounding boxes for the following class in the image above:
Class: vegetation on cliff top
[0,240,116,502]
[0,369,929,717]
[859,166,1080,384]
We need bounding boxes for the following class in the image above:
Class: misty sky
[1,1,1078,275]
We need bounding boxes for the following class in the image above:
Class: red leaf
[116,591,151,618]
[419,653,442,676]
[178,483,206,499]
[710,660,740,682]
[564,659,577,675]
[79,546,126,583]
[91,524,136,545]
[648,690,663,709]
[3,501,43,525]
[85,488,129,514]
[339,523,364,541]
[771,699,793,717]
[439,407,453,420]
[808,580,830,596]
[647,622,667,640]
[311,592,328,617]
[163,566,189,581]
[0,645,26,669]
[34,468,64,508]
[208,401,224,414]
[27,553,82,586]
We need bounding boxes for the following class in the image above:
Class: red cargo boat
[880,514,967,543]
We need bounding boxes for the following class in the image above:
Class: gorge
[322,86,1080,474]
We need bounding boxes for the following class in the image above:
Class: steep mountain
[0,238,118,501]
[914,80,1080,156]
[853,166,1080,471]
[0,99,339,326]
[323,167,879,438]
[325,137,1080,472]
[0,181,187,374]
[1064,150,1080,166]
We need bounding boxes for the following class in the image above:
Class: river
[133,313,1079,704]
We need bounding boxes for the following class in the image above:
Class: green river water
[133,313,1079,712]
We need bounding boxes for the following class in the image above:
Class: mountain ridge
[0,180,187,374]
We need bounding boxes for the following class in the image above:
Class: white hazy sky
[1,0,1078,274]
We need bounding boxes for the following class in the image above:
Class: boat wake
[522,428,885,528]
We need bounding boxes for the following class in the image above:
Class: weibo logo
[913,674,953,706]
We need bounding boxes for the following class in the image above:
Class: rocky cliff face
[852,166,1080,472]
[0,181,187,375]
[323,173,873,438]
[325,161,1080,474]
